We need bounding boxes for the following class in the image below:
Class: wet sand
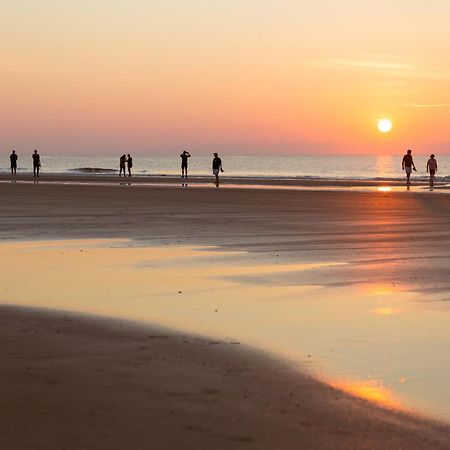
[0,171,444,187]
[1,305,450,450]
[1,178,450,448]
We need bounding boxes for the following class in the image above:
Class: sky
[1,0,449,155]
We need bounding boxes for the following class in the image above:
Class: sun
[377,119,392,133]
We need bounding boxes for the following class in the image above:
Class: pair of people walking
[119,154,133,177]
[402,149,438,187]
[9,149,40,178]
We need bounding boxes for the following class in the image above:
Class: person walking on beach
[10,150,18,177]
[402,149,416,185]
[426,154,438,188]
[32,150,41,178]
[119,154,127,177]
[127,154,133,177]
[212,152,223,187]
[180,150,191,178]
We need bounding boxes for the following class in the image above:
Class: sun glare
[377,119,393,133]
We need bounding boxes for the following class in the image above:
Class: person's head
[407,149,412,154]
[127,154,130,157]
[430,154,435,159]
[213,152,218,157]
[12,150,15,154]
[34,149,37,154]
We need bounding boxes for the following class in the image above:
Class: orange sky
[1,1,449,155]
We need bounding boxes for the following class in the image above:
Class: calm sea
[2,154,450,182]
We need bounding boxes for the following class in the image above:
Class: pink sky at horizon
[1,1,449,156]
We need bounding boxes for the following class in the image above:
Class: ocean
[2,154,450,182]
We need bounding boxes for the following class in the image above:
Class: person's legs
[128,167,131,177]
[406,167,411,184]
[33,165,36,177]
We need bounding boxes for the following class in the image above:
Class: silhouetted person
[427,154,438,188]
[212,152,223,187]
[10,151,18,177]
[127,154,133,177]
[402,149,416,185]
[32,150,41,177]
[180,150,191,178]
[119,154,126,177]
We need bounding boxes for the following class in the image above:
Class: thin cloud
[325,58,414,72]
[312,56,450,80]
[404,103,450,109]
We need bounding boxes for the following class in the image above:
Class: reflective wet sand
[1,181,449,426]
[2,239,449,420]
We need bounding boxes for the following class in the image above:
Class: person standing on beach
[426,154,438,188]
[212,152,224,187]
[32,150,41,178]
[402,149,416,185]
[119,154,127,177]
[180,150,191,178]
[10,150,18,177]
[127,154,133,177]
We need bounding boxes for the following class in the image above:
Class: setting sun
[377,119,393,133]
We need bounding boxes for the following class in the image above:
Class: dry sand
[1,178,450,448]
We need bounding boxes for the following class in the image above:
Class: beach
[1,177,450,449]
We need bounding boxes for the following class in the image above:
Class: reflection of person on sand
[10,150,18,177]
[119,154,127,177]
[180,150,191,178]
[32,150,41,178]
[402,149,416,185]
[127,154,133,177]
[427,154,438,188]
[212,152,223,187]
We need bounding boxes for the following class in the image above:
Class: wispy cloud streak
[404,103,450,109]
[312,56,450,80]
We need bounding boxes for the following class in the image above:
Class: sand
[1,171,439,187]
[1,177,450,448]
[1,305,450,450]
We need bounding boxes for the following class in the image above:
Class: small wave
[69,167,117,174]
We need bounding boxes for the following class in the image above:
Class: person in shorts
[426,154,438,188]
[10,150,18,177]
[212,152,223,187]
[402,149,416,184]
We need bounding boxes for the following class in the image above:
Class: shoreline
[1,172,448,189]
[2,304,449,450]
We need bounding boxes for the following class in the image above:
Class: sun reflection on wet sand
[1,239,450,421]
[330,379,404,411]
